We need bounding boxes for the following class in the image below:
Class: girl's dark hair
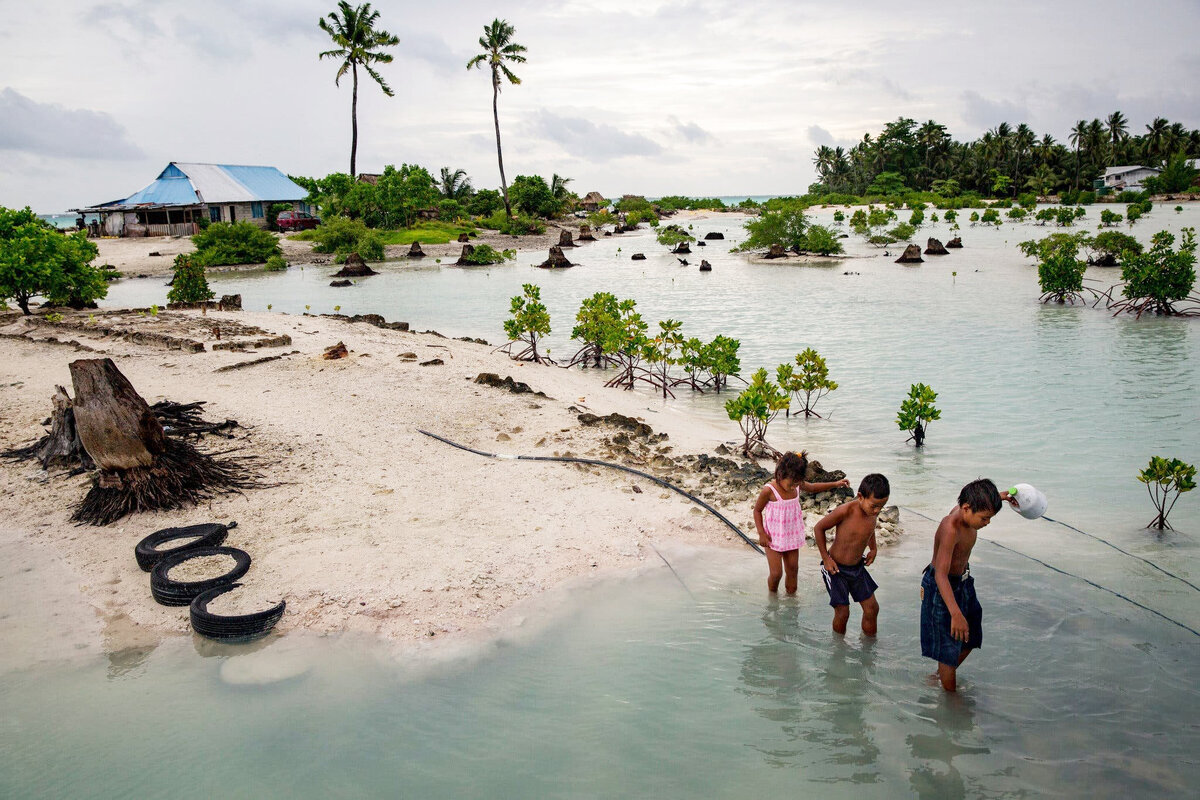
[775,450,808,483]
[958,478,1002,513]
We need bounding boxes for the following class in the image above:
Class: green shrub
[167,254,214,303]
[480,210,545,235]
[1017,192,1038,209]
[896,383,940,447]
[460,244,515,265]
[802,224,844,255]
[467,189,504,217]
[264,255,288,272]
[776,348,837,418]
[502,283,551,363]
[0,206,105,314]
[1090,231,1141,264]
[1036,238,1086,303]
[1100,209,1123,227]
[1138,456,1196,530]
[980,208,1002,225]
[734,204,809,252]
[1117,227,1197,315]
[306,216,384,261]
[191,221,280,266]
[1077,191,1096,205]
[725,368,790,458]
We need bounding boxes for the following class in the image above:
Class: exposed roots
[151,400,239,439]
[71,437,267,526]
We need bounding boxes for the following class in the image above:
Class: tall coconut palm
[319,2,399,179]
[1106,111,1128,164]
[1069,120,1088,191]
[550,173,573,200]
[1145,117,1169,163]
[467,19,527,218]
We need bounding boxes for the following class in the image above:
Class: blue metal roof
[95,163,306,208]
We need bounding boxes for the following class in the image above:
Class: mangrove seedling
[776,348,837,418]
[897,383,941,447]
[725,367,790,458]
[334,305,341,313]
[501,283,552,364]
[1175,206,1184,214]
[1037,237,1088,304]
[603,298,649,391]
[702,335,741,393]
[568,291,621,368]
[1137,456,1196,530]
[166,254,214,304]
[1108,227,1198,317]
[641,318,684,398]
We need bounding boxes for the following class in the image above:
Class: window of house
[209,206,221,223]
[251,202,264,218]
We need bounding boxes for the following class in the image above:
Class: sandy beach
[0,305,892,667]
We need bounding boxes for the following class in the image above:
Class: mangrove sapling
[943,209,957,225]
[1086,231,1141,266]
[673,337,707,392]
[801,225,844,255]
[1100,209,1123,228]
[896,383,941,447]
[167,255,214,304]
[776,348,838,417]
[1105,228,1199,317]
[1137,456,1196,530]
[604,299,650,391]
[1037,238,1089,304]
[733,204,810,253]
[1175,206,1184,214]
[656,225,695,254]
[725,368,790,459]
[980,208,1002,226]
[568,291,621,368]
[701,335,741,392]
[641,319,683,399]
[501,283,553,364]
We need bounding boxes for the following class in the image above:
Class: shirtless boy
[920,478,1015,692]
[813,474,890,637]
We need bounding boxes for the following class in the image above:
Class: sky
[2,0,1198,212]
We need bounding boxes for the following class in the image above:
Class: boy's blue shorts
[920,564,983,666]
[820,559,878,607]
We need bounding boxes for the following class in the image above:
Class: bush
[437,199,465,222]
[734,204,809,252]
[1116,190,1149,204]
[1037,238,1086,304]
[264,255,288,272]
[460,244,515,265]
[656,225,695,252]
[1117,227,1197,316]
[1100,209,1123,227]
[306,216,384,261]
[1090,231,1142,264]
[725,368,790,458]
[509,175,561,219]
[1017,192,1038,209]
[897,383,940,447]
[480,210,545,235]
[167,254,214,303]
[776,348,837,418]
[191,221,280,266]
[502,283,551,363]
[0,206,105,314]
[467,189,504,217]
[980,209,1002,225]
[802,224,844,255]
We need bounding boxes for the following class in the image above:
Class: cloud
[0,88,143,160]
[526,109,663,160]
[959,90,1031,133]
[404,33,470,76]
[667,116,713,145]
[807,125,834,146]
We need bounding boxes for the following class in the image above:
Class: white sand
[0,308,756,661]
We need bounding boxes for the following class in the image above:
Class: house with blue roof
[75,162,309,237]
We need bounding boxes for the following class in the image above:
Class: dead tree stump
[71,358,165,478]
[40,386,94,470]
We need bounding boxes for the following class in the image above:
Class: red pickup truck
[276,210,320,232]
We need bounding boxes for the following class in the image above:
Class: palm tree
[319,2,399,179]
[1106,111,1128,164]
[1069,120,1088,191]
[467,19,527,218]
[1145,117,1169,163]
[1012,123,1036,195]
[550,173,573,200]
[439,167,472,199]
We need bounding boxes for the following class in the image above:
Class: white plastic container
[1008,483,1048,519]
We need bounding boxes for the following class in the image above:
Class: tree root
[71,437,267,526]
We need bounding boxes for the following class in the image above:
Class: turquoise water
[38,204,1200,795]
[38,213,97,229]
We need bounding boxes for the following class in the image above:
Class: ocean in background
[38,213,98,229]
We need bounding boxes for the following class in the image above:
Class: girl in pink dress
[753,451,851,594]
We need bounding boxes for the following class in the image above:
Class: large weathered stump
[704,232,725,240]
[407,241,425,258]
[71,358,165,476]
[39,387,93,470]
[895,244,924,263]
[924,238,949,255]
[455,244,477,265]
[537,246,574,269]
[332,253,377,277]
[557,229,577,248]
[946,237,963,248]
[577,225,595,241]
[764,244,787,259]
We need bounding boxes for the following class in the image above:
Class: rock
[696,240,706,246]
[878,505,900,524]
[332,253,377,277]
[457,232,470,243]
[704,232,725,240]
[895,244,924,263]
[924,237,949,255]
[329,279,352,287]
[603,231,612,237]
[578,225,595,241]
[946,237,963,248]
[557,229,577,248]
[496,433,511,442]
[419,358,444,366]
[474,372,547,397]
[578,411,653,438]
[765,243,787,259]
[537,245,573,269]
[631,253,646,260]
[673,242,691,254]
[699,260,712,271]
[322,341,348,360]
[148,251,162,257]
[407,241,425,258]
[397,352,417,361]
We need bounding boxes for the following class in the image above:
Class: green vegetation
[299,216,384,261]
[459,244,515,265]
[656,225,695,252]
[0,206,105,314]
[467,18,526,217]
[167,254,215,304]
[1100,209,1123,227]
[318,2,399,177]
[264,255,288,272]
[370,221,474,245]
[1137,456,1196,530]
[191,221,281,266]
[502,283,550,363]
[725,368,790,458]
[478,210,544,236]
[775,348,837,418]
[568,291,621,368]
[1089,231,1142,265]
[896,383,941,447]
[643,319,684,398]
[1113,228,1198,317]
[1144,153,1199,194]
[1036,237,1087,304]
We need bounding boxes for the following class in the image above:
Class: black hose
[418,429,763,554]
[900,506,1200,639]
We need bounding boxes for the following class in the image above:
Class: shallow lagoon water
[20,204,1195,794]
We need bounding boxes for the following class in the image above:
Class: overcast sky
[2,0,1198,212]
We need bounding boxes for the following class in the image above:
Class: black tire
[134,522,233,572]
[190,583,285,641]
[150,546,251,606]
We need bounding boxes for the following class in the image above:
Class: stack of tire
[135,522,284,641]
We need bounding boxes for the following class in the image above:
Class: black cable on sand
[418,429,763,554]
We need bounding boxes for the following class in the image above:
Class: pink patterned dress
[763,482,805,553]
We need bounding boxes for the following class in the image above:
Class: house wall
[205,200,302,227]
